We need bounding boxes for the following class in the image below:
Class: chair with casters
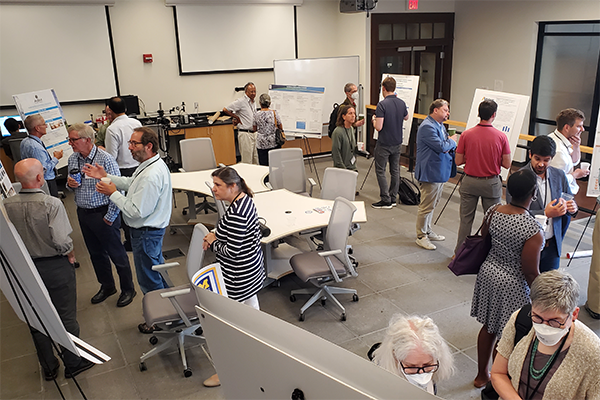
[289,197,359,322]
[138,223,210,378]
[268,148,316,196]
[179,138,218,215]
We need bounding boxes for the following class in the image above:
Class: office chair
[8,138,24,162]
[139,223,210,378]
[205,181,226,221]
[179,138,218,215]
[268,148,316,196]
[289,197,359,322]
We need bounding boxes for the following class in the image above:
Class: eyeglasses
[530,311,571,328]
[66,137,84,143]
[399,362,439,375]
[128,140,143,146]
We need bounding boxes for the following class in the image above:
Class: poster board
[0,160,16,199]
[13,89,72,170]
[269,85,325,138]
[586,103,600,197]
[376,74,420,146]
[465,89,530,181]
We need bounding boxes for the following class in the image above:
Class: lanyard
[78,147,98,172]
[524,331,568,399]
[551,132,571,154]
[131,157,160,183]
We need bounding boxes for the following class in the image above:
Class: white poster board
[586,103,600,197]
[13,89,72,170]
[465,89,530,181]
[269,85,325,138]
[377,74,420,146]
[0,160,16,199]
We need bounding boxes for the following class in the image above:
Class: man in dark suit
[508,135,578,272]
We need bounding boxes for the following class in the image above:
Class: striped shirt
[212,194,265,301]
[67,146,121,223]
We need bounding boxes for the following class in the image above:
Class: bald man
[3,158,94,380]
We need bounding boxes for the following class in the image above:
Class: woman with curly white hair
[371,314,455,395]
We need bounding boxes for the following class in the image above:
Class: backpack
[481,304,532,400]
[398,177,421,206]
[328,103,340,136]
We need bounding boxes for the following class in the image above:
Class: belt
[131,226,162,231]
[33,254,67,261]
[237,129,253,132]
[78,205,109,214]
[465,174,499,180]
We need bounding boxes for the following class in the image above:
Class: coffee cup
[581,162,590,171]
[101,177,112,184]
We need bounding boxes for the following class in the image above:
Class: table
[253,189,367,280]
[171,163,270,219]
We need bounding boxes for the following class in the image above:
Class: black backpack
[398,177,421,206]
[328,103,340,135]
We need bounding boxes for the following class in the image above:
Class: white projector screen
[0,4,117,106]
[175,4,296,74]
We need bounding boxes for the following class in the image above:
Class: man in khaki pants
[586,198,600,319]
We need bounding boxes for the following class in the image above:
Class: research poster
[465,89,530,181]
[0,160,16,199]
[586,104,600,197]
[269,85,325,138]
[376,74,420,146]
[13,89,72,169]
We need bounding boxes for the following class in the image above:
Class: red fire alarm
[143,54,153,63]
[408,0,418,10]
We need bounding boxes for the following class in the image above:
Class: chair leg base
[290,285,357,319]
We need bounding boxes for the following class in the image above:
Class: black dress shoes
[64,358,95,379]
[116,290,137,307]
[44,363,60,381]
[585,302,600,319]
[91,287,117,304]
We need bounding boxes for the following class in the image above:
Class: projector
[340,0,377,13]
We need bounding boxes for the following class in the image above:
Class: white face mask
[402,370,434,388]
[532,322,570,346]
[351,92,359,102]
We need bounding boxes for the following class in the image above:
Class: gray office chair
[139,223,210,378]
[205,180,226,220]
[268,148,316,196]
[8,138,24,162]
[179,138,218,215]
[289,197,358,322]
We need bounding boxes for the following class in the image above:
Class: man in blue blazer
[508,135,578,271]
[414,99,457,250]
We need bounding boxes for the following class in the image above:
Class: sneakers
[372,201,393,209]
[416,237,436,250]
[391,197,398,207]
[428,232,445,241]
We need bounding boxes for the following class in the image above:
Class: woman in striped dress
[201,166,265,387]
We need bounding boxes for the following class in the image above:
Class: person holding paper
[3,158,94,380]
[223,82,259,164]
[331,105,358,171]
[548,108,589,194]
[455,99,511,255]
[371,76,408,209]
[507,136,577,272]
[20,114,63,197]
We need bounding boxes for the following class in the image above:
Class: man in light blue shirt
[84,127,172,304]
[20,114,63,197]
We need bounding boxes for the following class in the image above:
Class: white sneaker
[416,237,436,250]
[428,232,445,241]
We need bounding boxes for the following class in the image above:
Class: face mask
[351,92,359,102]
[402,370,434,388]
[532,322,569,346]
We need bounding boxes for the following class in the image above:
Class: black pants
[46,179,59,198]
[257,145,281,166]
[119,167,137,246]
[30,256,81,372]
[77,206,134,292]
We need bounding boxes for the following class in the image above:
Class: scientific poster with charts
[0,160,16,199]
[269,85,325,138]
[465,89,530,181]
[13,89,72,169]
[376,74,419,146]
[586,104,600,197]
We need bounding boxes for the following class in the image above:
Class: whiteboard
[274,56,360,127]
[0,4,116,106]
[176,4,295,73]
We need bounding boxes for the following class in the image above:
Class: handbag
[448,205,498,276]
[272,110,286,147]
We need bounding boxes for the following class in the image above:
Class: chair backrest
[9,138,24,162]
[179,138,217,172]
[324,197,357,275]
[320,168,358,201]
[268,148,306,194]
[186,223,210,282]
[205,180,226,220]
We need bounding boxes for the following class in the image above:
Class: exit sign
[408,0,418,10]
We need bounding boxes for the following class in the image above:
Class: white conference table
[171,163,270,219]
[254,189,367,280]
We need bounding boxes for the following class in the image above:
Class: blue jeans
[130,227,168,294]
[539,236,560,273]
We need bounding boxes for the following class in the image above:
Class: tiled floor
[2,156,599,399]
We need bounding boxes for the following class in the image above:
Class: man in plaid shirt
[66,123,136,307]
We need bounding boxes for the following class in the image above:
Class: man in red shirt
[454,99,512,254]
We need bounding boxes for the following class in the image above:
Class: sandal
[138,322,161,334]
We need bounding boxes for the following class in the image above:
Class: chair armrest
[317,249,342,257]
[152,262,179,287]
[218,163,226,167]
[308,178,316,197]
[160,287,191,298]
[265,182,273,190]
[179,168,186,173]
